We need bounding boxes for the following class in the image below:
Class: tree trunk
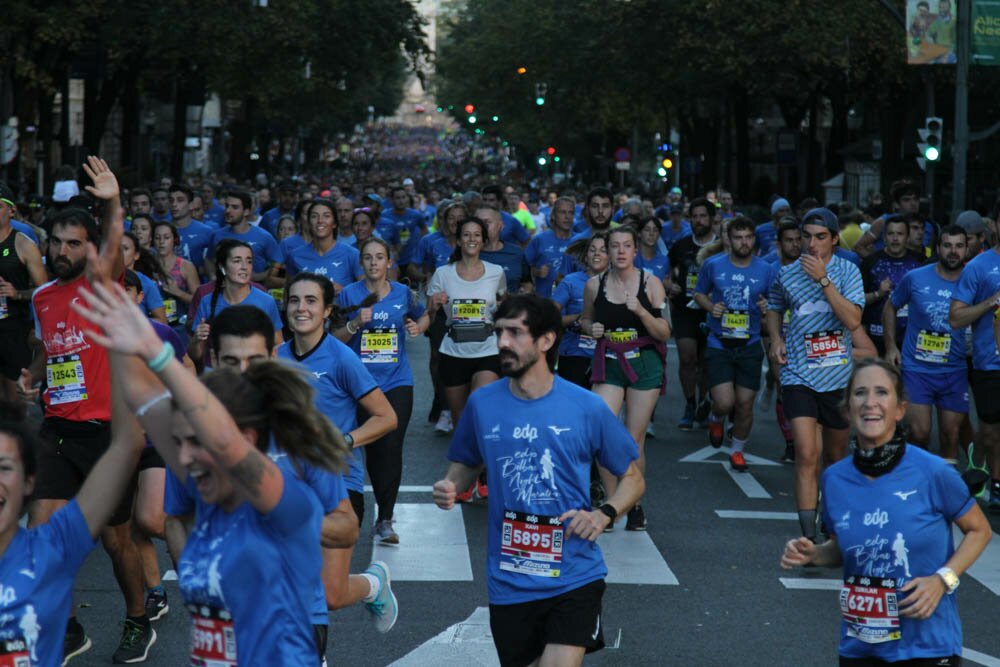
[806,95,819,198]
[733,86,750,203]
[169,79,187,180]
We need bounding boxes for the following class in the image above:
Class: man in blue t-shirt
[482,185,531,246]
[525,197,575,298]
[949,232,1000,510]
[693,217,776,472]
[433,294,643,667]
[755,197,791,256]
[377,185,425,270]
[259,181,300,237]
[207,190,283,284]
[168,184,214,274]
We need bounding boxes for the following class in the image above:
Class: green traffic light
[535,97,545,106]
[492,115,499,122]
[924,145,940,161]
[468,115,477,124]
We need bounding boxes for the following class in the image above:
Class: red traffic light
[464,104,475,114]
[546,146,556,156]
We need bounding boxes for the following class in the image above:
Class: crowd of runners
[0,125,996,665]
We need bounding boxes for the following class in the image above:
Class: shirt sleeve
[767,268,787,312]
[43,499,98,571]
[263,473,319,536]
[890,272,912,309]
[524,237,541,265]
[446,395,483,466]
[143,279,165,311]
[552,279,571,308]
[840,262,866,308]
[164,467,197,516]
[193,296,210,327]
[930,459,976,522]
[302,466,345,514]
[264,297,284,332]
[350,249,363,281]
[952,262,979,306]
[339,351,379,401]
[693,260,712,296]
[263,235,281,266]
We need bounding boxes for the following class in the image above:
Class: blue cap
[802,207,839,234]
[770,197,790,217]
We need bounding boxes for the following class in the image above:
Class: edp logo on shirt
[513,424,539,443]
[863,508,889,529]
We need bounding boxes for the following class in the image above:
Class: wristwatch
[936,566,960,594]
[597,503,618,525]
[344,433,355,448]
[818,276,831,288]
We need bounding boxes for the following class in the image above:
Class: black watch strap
[598,503,617,522]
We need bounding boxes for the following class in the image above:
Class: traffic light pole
[952,2,970,216]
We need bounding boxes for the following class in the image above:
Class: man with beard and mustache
[860,216,924,356]
[693,217,776,472]
[883,226,970,462]
[17,157,156,663]
[570,187,614,243]
[433,294,643,667]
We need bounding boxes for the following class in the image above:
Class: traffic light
[468,115,477,124]
[464,104,475,114]
[918,116,943,163]
[546,146,556,156]
[535,82,547,106]
[537,156,548,166]
[517,66,527,75]
[661,157,673,169]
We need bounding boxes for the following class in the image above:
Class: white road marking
[680,445,777,498]
[953,525,1000,596]
[365,485,433,493]
[372,504,473,581]
[779,577,841,590]
[390,607,499,666]
[964,647,1000,667]
[715,510,798,520]
[599,529,679,585]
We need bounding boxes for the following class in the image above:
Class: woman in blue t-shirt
[0,400,143,667]
[73,279,351,666]
[334,238,429,545]
[781,359,990,666]
[552,232,609,389]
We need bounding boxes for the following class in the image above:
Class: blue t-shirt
[481,244,531,293]
[165,444,347,626]
[821,446,973,661]
[768,255,865,392]
[193,286,283,332]
[285,241,362,288]
[136,270,165,316]
[426,236,455,269]
[203,203,225,227]
[279,234,308,258]
[448,377,639,604]
[336,281,425,392]
[179,473,321,665]
[259,207,294,237]
[836,247,863,267]
[635,250,671,281]
[951,249,1000,371]
[551,271,595,358]
[762,250,781,265]
[695,255,775,349]
[0,500,96,667]
[277,334,379,492]
[524,231,572,298]
[175,220,214,269]
[412,231,441,269]
[891,265,967,374]
[501,211,530,245]
[11,220,39,245]
[209,226,283,274]
[755,221,778,256]
[377,208,424,264]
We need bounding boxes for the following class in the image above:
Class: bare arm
[560,460,645,541]
[16,234,47,290]
[432,461,484,510]
[351,388,397,447]
[578,276,602,337]
[882,300,899,364]
[781,534,843,569]
[320,497,360,549]
[950,288,1000,329]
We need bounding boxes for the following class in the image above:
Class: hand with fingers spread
[82,156,119,202]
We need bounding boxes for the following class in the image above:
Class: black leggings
[359,385,413,523]
[839,656,960,666]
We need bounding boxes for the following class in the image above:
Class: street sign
[615,161,631,171]
[614,147,630,162]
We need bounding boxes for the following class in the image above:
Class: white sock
[731,437,747,453]
[362,573,380,602]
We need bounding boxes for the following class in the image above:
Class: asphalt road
[68,337,1000,666]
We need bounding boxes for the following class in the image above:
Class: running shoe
[455,483,474,503]
[625,504,647,531]
[729,451,749,472]
[961,442,991,498]
[374,519,400,545]
[364,561,399,633]
[144,586,169,621]
[63,620,92,666]
[694,398,712,424]
[434,410,453,434]
[475,473,489,499]
[112,619,156,664]
[780,443,795,464]
[677,402,696,430]
[708,421,724,448]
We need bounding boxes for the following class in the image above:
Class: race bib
[452,299,487,323]
[361,327,399,364]
[268,288,284,308]
[721,310,750,339]
[0,637,31,667]
[0,296,7,321]
[839,576,900,644]
[577,334,597,351]
[915,330,951,364]
[399,229,411,245]
[190,605,237,667]
[46,354,88,405]
[685,270,698,297]
[607,328,639,359]
[164,299,179,324]
[500,510,564,578]
[804,330,848,369]
[897,304,909,319]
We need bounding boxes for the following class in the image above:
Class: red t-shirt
[32,275,111,422]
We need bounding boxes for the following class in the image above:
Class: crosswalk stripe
[779,577,841,590]
[716,510,798,520]
[953,525,1000,596]
[964,647,1000,667]
[372,503,473,581]
[389,607,499,666]
[599,529,679,585]
[724,465,771,499]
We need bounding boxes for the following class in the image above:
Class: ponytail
[202,363,349,473]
